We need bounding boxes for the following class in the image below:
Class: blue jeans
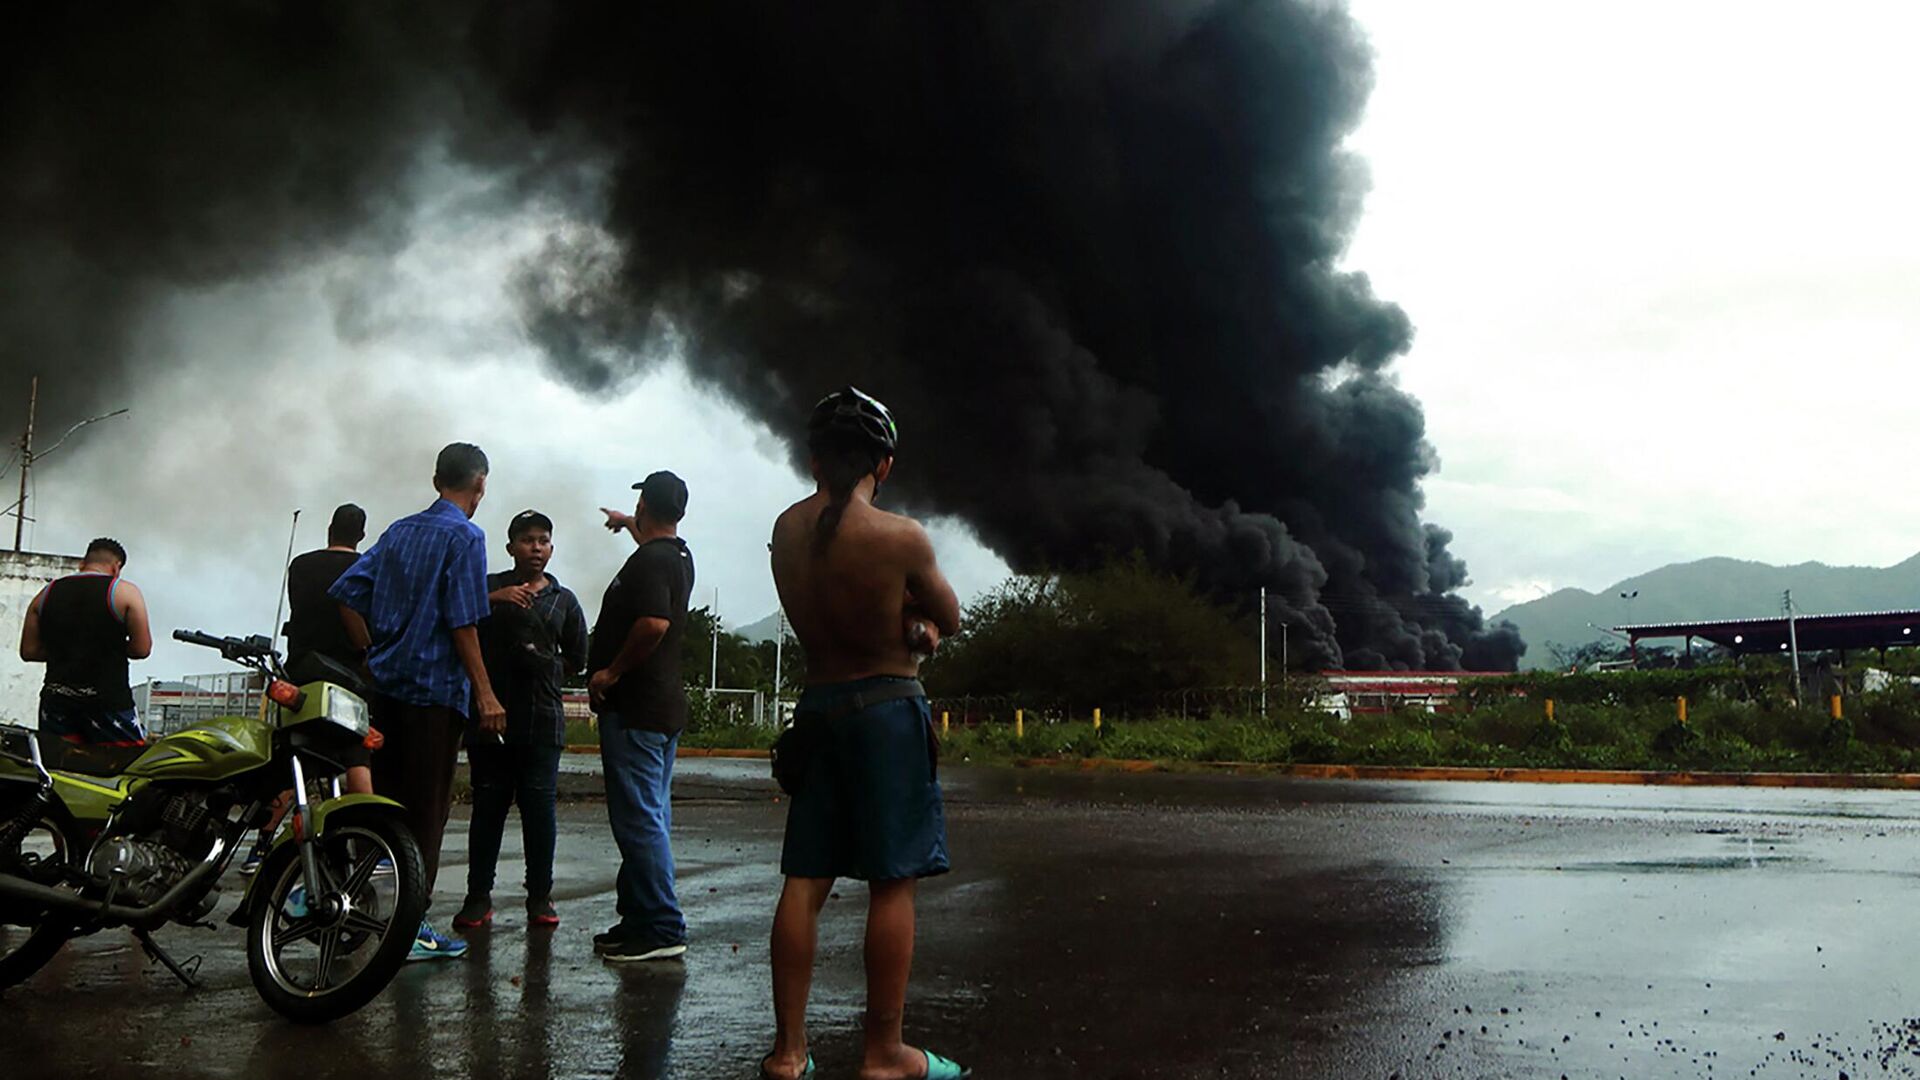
[466,742,563,899]
[39,702,145,745]
[598,720,684,943]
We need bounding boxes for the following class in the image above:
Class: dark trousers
[598,719,685,942]
[465,742,563,900]
[370,696,463,903]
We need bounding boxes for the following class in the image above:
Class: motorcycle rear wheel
[245,806,427,1024]
[0,807,82,990]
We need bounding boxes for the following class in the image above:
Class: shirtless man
[761,387,967,1080]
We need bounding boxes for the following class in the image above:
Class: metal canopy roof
[1613,609,1920,655]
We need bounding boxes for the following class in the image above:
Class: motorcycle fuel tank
[124,716,273,782]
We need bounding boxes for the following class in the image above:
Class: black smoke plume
[0,1,1523,670]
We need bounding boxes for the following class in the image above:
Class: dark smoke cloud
[0,0,1523,670]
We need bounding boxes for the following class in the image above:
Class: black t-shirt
[476,570,588,745]
[284,549,363,668]
[587,538,695,732]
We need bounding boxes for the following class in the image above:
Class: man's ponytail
[813,442,882,555]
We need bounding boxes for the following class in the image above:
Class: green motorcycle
[0,629,427,1023]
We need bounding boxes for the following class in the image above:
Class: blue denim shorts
[39,703,146,746]
[779,677,950,882]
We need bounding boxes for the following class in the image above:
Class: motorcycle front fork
[289,757,326,905]
[286,758,347,914]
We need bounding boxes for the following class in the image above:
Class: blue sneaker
[407,920,468,962]
[283,885,308,919]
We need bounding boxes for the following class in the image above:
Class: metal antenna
[271,509,302,652]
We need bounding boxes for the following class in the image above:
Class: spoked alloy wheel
[0,811,80,989]
[245,809,425,1023]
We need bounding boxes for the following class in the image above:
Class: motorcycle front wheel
[0,806,82,990]
[245,806,427,1024]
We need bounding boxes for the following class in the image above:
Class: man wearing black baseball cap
[588,470,696,961]
[454,508,589,931]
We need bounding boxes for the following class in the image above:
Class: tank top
[38,573,134,711]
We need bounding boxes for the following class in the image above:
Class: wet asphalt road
[12,759,1920,1078]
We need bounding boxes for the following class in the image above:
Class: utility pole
[1784,589,1802,707]
[12,376,36,551]
[8,376,129,552]
[772,608,786,722]
[709,587,721,691]
[1259,586,1268,718]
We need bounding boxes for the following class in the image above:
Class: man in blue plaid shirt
[330,442,506,961]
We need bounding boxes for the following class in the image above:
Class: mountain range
[1489,552,1920,669]
[732,611,785,644]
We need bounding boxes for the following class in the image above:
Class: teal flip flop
[924,1050,972,1079]
[759,1053,814,1079]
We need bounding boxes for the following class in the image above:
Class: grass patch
[575,688,1920,775]
[934,699,1920,774]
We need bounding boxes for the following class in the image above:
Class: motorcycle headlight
[322,686,371,738]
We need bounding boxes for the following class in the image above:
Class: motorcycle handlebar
[172,629,277,662]
[172,629,228,650]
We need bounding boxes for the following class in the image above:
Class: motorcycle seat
[39,737,147,777]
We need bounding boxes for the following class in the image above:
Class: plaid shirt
[329,499,490,714]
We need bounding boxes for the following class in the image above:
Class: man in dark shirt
[240,504,376,875]
[587,470,695,962]
[284,503,368,670]
[18,537,153,746]
[454,509,587,931]
[330,443,505,963]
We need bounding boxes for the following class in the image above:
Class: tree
[923,556,1256,706]
[679,606,806,692]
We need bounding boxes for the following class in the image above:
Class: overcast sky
[1342,0,1920,608]
[14,1,1920,678]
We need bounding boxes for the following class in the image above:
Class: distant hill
[732,611,784,644]
[1491,552,1920,669]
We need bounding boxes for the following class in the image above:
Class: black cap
[632,470,688,523]
[508,509,554,538]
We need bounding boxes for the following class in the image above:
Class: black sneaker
[527,896,560,928]
[452,894,493,930]
[600,933,687,963]
[592,925,626,953]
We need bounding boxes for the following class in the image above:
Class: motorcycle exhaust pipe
[0,871,159,922]
[0,838,228,925]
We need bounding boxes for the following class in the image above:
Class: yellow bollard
[1677,696,1688,725]
[1544,698,1556,723]
[1015,708,1025,740]
[1093,707,1102,733]
[1831,694,1844,721]
[941,711,950,738]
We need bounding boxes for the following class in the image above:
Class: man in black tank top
[18,538,153,745]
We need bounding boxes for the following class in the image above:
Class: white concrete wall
[0,550,79,727]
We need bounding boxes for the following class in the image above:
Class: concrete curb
[1007,757,1920,789]
[567,744,1920,789]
